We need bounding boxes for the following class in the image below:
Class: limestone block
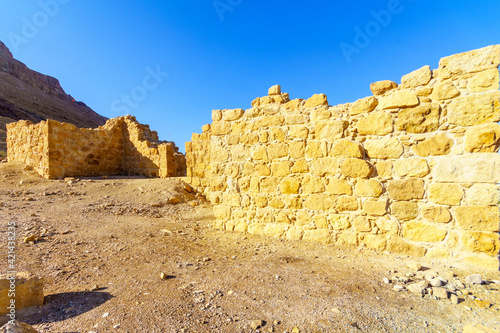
[234,221,248,233]
[362,234,388,250]
[286,226,304,241]
[336,230,359,247]
[460,231,500,256]
[303,229,333,244]
[464,184,500,206]
[468,68,500,92]
[302,175,325,194]
[370,80,398,95]
[336,196,359,211]
[403,221,448,242]
[270,128,286,142]
[329,139,365,158]
[285,197,302,209]
[304,94,328,108]
[314,215,329,229]
[260,96,273,105]
[232,121,246,133]
[264,223,287,238]
[431,81,460,100]
[271,161,291,177]
[259,115,285,127]
[251,98,261,107]
[231,145,251,162]
[340,158,373,178]
[296,211,312,226]
[354,179,383,197]
[314,120,346,141]
[428,183,463,206]
[304,194,335,210]
[393,158,430,177]
[291,159,309,173]
[326,178,353,195]
[310,108,332,122]
[0,273,43,316]
[213,205,231,221]
[448,91,500,126]
[289,125,309,139]
[260,177,279,194]
[223,193,241,207]
[380,91,420,109]
[386,237,426,257]
[210,176,227,192]
[285,115,308,125]
[375,161,392,179]
[395,104,440,133]
[454,206,499,232]
[268,84,281,95]
[222,108,244,121]
[211,121,231,135]
[269,197,286,209]
[376,216,399,235]
[282,99,304,111]
[363,200,388,216]
[350,96,378,115]
[463,254,500,271]
[412,133,453,157]
[421,205,452,223]
[267,143,288,160]
[353,216,371,232]
[328,214,351,231]
[425,248,451,259]
[240,133,258,145]
[464,123,500,153]
[212,109,222,121]
[438,45,500,76]
[387,178,425,200]
[288,142,305,159]
[391,201,419,221]
[311,158,338,176]
[306,141,327,158]
[202,124,211,132]
[364,137,404,159]
[254,163,270,176]
[248,223,264,236]
[432,153,500,183]
[356,112,393,136]
[255,195,268,208]
[401,65,432,88]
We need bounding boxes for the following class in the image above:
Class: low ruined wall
[7,115,185,179]
[186,45,500,270]
[6,120,49,176]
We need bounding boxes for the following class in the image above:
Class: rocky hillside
[0,40,107,153]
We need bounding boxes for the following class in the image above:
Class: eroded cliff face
[0,40,107,152]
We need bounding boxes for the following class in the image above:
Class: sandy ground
[0,162,499,333]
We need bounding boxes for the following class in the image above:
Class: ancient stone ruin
[7,115,186,179]
[185,45,500,270]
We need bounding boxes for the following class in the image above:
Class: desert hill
[0,40,107,153]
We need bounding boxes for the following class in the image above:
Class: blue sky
[0,0,499,152]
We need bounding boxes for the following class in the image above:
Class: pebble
[432,287,449,299]
[292,327,301,333]
[430,278,443,287]
[406,262,422,271]
[465,274,483,285]
[383,278,391,284]
[450,294,459,304]
[250,320,265,330]
[102,312,109,318]
[474,300,491,309]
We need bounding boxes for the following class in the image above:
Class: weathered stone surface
[0,321,39,333]
[222,108,245,121]
[304,94,328,108]
[329,139,364,158]
[315,120,346,141]
[282,98,304,111]
[428,183,463,206]
[465,184,500,206]
[267,143,288,159]
[280,177,301,194]
[380,91,419,109]
[336,196,359,211]
[370,80,398,95]
[353,216,371,232]
[304,194,335,210]
[403,222,448,242]
[364,137,403,159]
[268,84,281,95]
[350,96,378,115]
[0,273,43,316]
[395,104,440,133]
[213,205,231,220]
[463,323,500,333]
[432,153,500,183]
[412,133,453,157]
[363,200,388,216]
[393,158,430,177]
[264,223,287,238]
[289,125,309,139]
[260,177,279,194]
[448,91,500,126]
[306,141,327,158]
[401,65,432,88]
[438,45,500,76]
[326,178,352,195]
[460,231,500,256]
[354,179,383,197]
[387,178,425,201]
[468,68,500,92]
[311,158,338,176]
[340,159,373,178]
[303,229,333,244]
[357,112,393,136]
[421,205,451,223]
[464,123,500,153]
[375,161,392,179]
[391,201,419,221]
[210,121,231,136]
[285,226,303,241]
[362,234,388,250]
[454,206,499,232]
[212,109,222,121]
[310,108,331,122]
[302,175,325,194]
[431,81,460,100]
[386,237,426,257]
[463,254,500,271]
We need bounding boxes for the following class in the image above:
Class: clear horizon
[1,0,499,152]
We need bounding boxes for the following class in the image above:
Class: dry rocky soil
[0,162,499,333]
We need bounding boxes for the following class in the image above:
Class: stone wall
[185,45,500,270]
[7,115,186,179]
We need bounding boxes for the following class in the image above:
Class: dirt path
[1,163,499,332]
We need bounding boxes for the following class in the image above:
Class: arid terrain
[1,162,499,333]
